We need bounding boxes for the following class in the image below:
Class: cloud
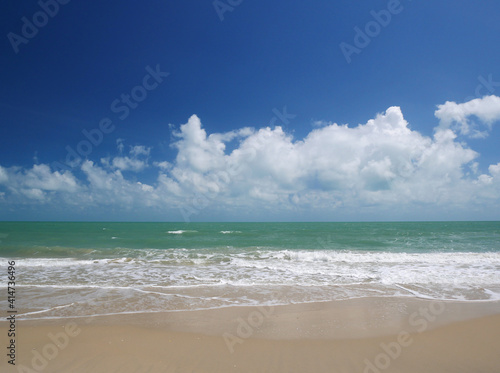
[82,160,122,191]
[0,101,499,220]
[172,115,227,173]
[172,115,253,174]
[80,160,160,210]
[130,145,151,157]
[20,188,45,200]
[0,166,8,184]
[101,141,151,172]
[153,161,171,171]
[435,95,500,138]
[163,107,496,219]
[0,164,80,203]
[490,163,500,178]
[110,157,147,172]
[23,164,80,192]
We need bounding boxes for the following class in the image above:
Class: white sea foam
[11,258,102,267]
[5,249,500,319]
[9,250,500,290]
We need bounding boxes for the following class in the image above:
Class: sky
[1,0,500,222]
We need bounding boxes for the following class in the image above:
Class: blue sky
[1,0,500,221]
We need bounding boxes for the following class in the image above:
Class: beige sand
[2,298,499,373]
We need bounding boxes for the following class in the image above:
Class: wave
[5,250,500,294]
[4,249,500,267]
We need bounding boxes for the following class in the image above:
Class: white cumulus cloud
[110,157,147,172]
[0,100,499,220]
[435,95,500,138]
[102,140,151,172]
[130,145,151,157]
[23,164,80,192]
[0,164,80,203]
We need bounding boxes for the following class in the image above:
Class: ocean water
[1,221,499,320]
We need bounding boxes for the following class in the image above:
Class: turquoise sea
[1,221,499,320]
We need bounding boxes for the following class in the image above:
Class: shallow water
[1,221,499,319]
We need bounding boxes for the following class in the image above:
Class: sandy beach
[2,297,499,373]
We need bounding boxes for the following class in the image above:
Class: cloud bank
[1,96,500,221]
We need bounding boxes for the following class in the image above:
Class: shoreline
[2,297,499,372]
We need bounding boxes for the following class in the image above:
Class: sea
[1,221,499,321]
